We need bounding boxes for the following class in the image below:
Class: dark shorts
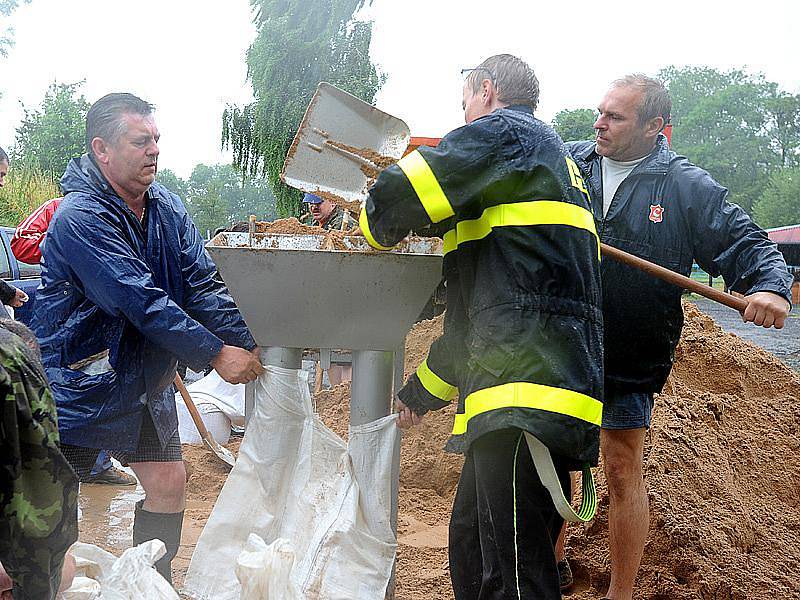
[601,389,655,430]
[61,411,181,479]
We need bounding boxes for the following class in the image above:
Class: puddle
[78,478,143,554]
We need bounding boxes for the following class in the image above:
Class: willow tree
[223,0,384,216]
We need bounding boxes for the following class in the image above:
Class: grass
[0,164,60,227]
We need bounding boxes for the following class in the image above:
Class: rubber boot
[132,499,184,585]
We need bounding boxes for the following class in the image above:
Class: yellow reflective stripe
[397,150,455,223]
[451,381,602,435]
[358,207,393,251]
[441,200,600,260]
[416,358,457,401]
[442,229,457,254]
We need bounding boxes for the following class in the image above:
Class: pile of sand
[177,303,800,598]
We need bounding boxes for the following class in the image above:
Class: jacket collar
[61,154,160,204]
[580,133,671,175]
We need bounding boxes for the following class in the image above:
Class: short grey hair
[611,74,671,128]
[0,146,8,163]
[86,93,155,154]
[466,54,540,111]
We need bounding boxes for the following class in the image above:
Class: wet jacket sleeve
[50,206,227,372]
[0,280,15,305]
[0,331,78,600]
[397,333,459,416]
[175,200,256,351]
[360,114,514,249]
[685,169,793,304]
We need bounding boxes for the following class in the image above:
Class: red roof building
[766,224,800,244]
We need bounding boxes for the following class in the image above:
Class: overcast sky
[1,0,798,178]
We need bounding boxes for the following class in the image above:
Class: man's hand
[741,291,791,329]
[211,345,264,384]
[9,287,28,308]
[396,398,423,429]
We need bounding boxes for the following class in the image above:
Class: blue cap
[303,193,322,204]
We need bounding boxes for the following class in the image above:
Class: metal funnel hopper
[207,232,443,352]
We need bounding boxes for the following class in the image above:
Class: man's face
[100,113,160,198]
[308,198,335,222]
[0,160,8,188]
[594,85,658,161]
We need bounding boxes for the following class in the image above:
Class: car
[0,225,40,324]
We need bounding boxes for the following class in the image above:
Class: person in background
[304,192,351,230]
[0,318,78,599]
[563,74,792,600]
[0,147,30,319]
[33,93,263,585]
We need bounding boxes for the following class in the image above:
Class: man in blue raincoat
[32,93,264,584]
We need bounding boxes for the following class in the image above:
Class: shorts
[60,410,182,479]
[601,389,655,430]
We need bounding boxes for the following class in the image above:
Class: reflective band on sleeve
[358,207,393,251]
[441,200,599,260]
[451,381,602,435]
[416,358,457,402]
[397,150,455,224]
[524,432,598,523]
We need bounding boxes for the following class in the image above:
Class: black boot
[132,499,184,585]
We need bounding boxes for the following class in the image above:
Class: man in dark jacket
[566,75,792,600]
[32,93,264,584]
[361,54,604,599]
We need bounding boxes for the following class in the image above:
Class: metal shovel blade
[281,82,411,203]
[174,373,236,468]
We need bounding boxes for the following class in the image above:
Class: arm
[174,199,256,351]
[688,171,792,327]
[397,333,459,424]
[11,198,60,264]
[0,280,15,305]
[360,115,512,249]
[0,334,78,600]
[50,206,225,372]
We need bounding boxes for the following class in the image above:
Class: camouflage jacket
[0,327,78,600]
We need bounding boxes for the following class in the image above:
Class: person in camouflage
[0,319,78,600]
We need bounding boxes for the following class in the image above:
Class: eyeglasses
[461,67,496,83]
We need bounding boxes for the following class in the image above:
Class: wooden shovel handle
[174,373,212,440]
[600,243,749,313]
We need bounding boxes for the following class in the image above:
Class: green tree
[659,66,800,213]
[222,0,384,217]
[157,168,189,200]
[13,81,90,175]
[752,166,800,228]
[552,108,597,142]
[184,163,276,235]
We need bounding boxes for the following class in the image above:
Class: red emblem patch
[649,204,664,223]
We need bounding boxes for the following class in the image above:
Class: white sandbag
[62,540,178,600]
[183,366,398,600]
[235,534,300,600]
[176,398,232,445]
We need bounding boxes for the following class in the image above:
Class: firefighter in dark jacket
[564,74,792,600]
[359,54,604,599]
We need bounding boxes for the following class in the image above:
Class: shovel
[281,82,410,204]
[601,243,748,312]
[174,373,236,468]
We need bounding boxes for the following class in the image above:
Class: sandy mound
[177,303,800,598]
